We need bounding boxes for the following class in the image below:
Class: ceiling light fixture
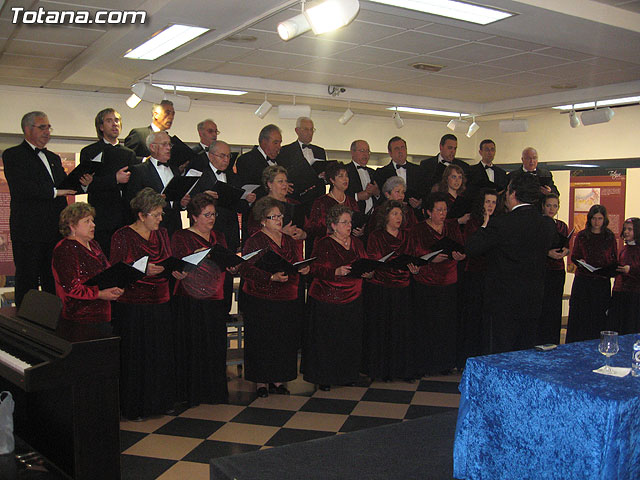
[278,0,360,41]
[392,108,404,128]
[163,87,192,112]
[580,107,614,126]
[368,0,513,25]
[124,24,210,60]
[466,117,479,138]
[569,109,580,128]
[388,106,469,117]
[255,94,273,119]
[127,82,165,108]
[152,83,247,95]
[552,96,640,110]
[339,102,354,125]
[447,117,469,133]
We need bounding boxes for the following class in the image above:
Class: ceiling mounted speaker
[163,93,191,112]
[338,108,354,125]
[278,104,312,119]
[255,100,272,119]
[499,119,528,133]
[580,107,614,126]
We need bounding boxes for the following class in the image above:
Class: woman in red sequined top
[609,217,640,334]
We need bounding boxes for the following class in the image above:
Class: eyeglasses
[213,152,231,160]
[152,142,172,148]
[146,212,165,219]
[201,211,219,218]
[299,127,316,133]
[205,129,221,135]
[33,124,53,131]
[266,214,284,220]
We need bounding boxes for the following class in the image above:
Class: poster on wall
[568,168,626,271]
[0,150,79,277]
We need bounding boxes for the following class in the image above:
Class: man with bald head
[507,147,558,197]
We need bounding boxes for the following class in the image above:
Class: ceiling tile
[406,73,472,88]
[0,75,47,88]
[581,57,640,68]
[5,39,85,58]
[369,31,466,55]
[483,52,570,70]
[0,65,56,78]
[489,71,557,86]
[330,45,414,65]
[265,35,354,57]
[191,44,255,62]
[531,61,618,79]
[320,19,404,44]
[168,57,225,73]
[235,50,313,69]
[478,36,547,52]
[221,29,282,50]
[354,10,429,29]
[434,43,521,63]
[415,23,492,42]
[535,47,595,61]
[40,0,147,9]
[0,19,15,38]
[444,63,515,79]
[14,25,106,46]
[351,65,425,82]
[585,69,640,85]
[0,53,68,69]
[384,54,470,72]
[295,57,371,75]
[213,62,286,78]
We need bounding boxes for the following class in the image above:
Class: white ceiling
[0,0,639,119]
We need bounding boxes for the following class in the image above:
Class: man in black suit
[276,117,327,218]
[466,174,556,354]
[124,100,175,160]
[189,118,219,173]
[3,111,88,307]
[506,147,559,197]
[80,108,137,256]
[345,139,379,215]
[466,139,508,201]
[126,131,187,237]
[375,136,426,219]
[420,133,470,192]
[235,124,282,192]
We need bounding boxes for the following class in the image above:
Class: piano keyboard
[0,349,32,373]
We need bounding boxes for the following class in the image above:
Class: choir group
[4,106,639,421]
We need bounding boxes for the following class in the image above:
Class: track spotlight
[392,109,404,129]
[339,103,354,125]
[447,117,470,133]
[126,94,142,108]
[466,118,479,138]
[278,0,360,41]
[255,95,273,119]
[569,109,580,128]
[580,107,614,126]
[128,82,165,108]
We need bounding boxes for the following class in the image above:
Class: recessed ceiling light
[411,62,444,72]
[369,0,514,25]
[387,106,469,117]
[152,83,247,96]
[552,96,640,110]
[124,24,210,60]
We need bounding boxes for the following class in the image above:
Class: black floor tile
[119,454,176,480]
[230,407,295,427]
[404,405,458,420]
[417,380,461,394]
[265,428,335,447]
[300,397,358,415]
[154,417,226,438]
[227,390,257,406]
[120,430,148,452]
[182,440,261,463]
[361,388,415,404]
[339,415,401,433]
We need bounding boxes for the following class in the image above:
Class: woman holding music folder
[52,202,122,325]
[171,193,229,406]
[238,196,310,398]
[537,193,570,345]
[433,164,471,226]
[367,177,418,233]
[566,204,617,343]
[362,200,416,382]
[609,217,640,334]
[408,192,465,376]
[110,187,186,420]
[304,204,371,391]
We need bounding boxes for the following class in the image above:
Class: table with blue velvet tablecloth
[453,335,640,480]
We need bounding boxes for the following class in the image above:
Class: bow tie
[395,164,406,170]
[356,165,367,170]
[301,144,311,149]
[484,164,493,170]
[526,169,538,175]
[440,161,451,167]
[215,169,224,175]
[204,146,209,153]
[34,147,47,154]
[157,162,170,168]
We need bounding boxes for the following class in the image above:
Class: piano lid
[18,290,62,331]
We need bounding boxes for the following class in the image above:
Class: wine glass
[598,331,619,374]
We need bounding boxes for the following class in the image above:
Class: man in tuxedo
[80,108,137,256]
[375,136,426,219]
[189,118,219,172]
[4,111,86,307]
[124,100,175,160]
[345,139,379,215]
[466,139,508,200]
[420,134,470,192]
[466,174,556,354]
[126,131,187,237]
[235,124,282,192]
[276,117,327,218]
[507,147,559,197]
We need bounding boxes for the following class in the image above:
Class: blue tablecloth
[454,335,640,480]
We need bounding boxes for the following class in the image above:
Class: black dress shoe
[268,383,277,394]
[319,384,330,391]
[274,385,290,395]
[257,387,268,398]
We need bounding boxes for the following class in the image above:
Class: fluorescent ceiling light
[387,106,469,117]
[124,25,209,60]
[552,96,640,110]
[152,83,247,96]
[369,0,513,25]
[565,164,599,168]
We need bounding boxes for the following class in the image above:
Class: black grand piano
[0,290,120,479]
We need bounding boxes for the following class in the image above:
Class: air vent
[226,34,258,43]
[411,62,444,72]
[550,83,578,90]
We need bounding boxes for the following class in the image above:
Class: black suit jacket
[420,155,470,191]
[188,144,210,173]
[374,161,426,201]
[506,166,559,196]
[124,126,152,160]
[345,161,378,214]
[466,204,556,319]
[235,146,271,190]
[276,141,327,205]
[80,141,138,232]
[466,161,508,198]
[3,140,68,243]
[127,158,183,236]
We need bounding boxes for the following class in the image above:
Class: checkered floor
[118,369,462,480]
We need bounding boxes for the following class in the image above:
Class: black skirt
[172,295,229,406]
[412,282,457,376]
[112,301,176,420]
[566,275,612,343]
[608,291,640,335]
[362,282,416,380]
[537,269,566,345]
[303,296,363,386]
[242,294,301,383]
